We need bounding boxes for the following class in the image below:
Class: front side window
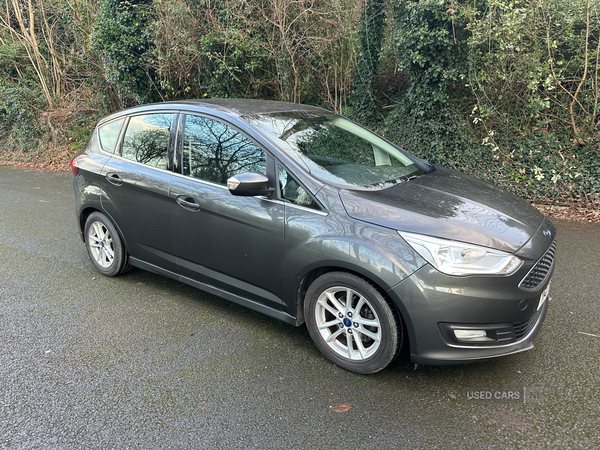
[98,118,125,154]
[121,113,173,169]
[182,115,266,185]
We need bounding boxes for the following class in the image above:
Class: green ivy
[351,0,385,126]
[90,0,160,104]
[0,79,45,152]
[391,0,470,113]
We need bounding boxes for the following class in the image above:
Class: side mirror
[227,172,272,197]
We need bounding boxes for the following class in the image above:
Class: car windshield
[243,112,425,189]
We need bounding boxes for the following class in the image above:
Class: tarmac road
[0,166,599,449]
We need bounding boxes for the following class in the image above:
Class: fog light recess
[439,323,517,346]
[454,329,487,341]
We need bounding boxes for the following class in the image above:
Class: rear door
[169,113,285,310]
[100,112,178,273]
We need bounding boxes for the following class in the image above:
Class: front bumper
[389,264,552,365]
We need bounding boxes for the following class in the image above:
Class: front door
[169,113,285,310]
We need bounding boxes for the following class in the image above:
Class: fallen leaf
[578,332,600,338]
[330,403,351,413]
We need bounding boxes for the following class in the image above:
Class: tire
[304,272,402,374]
[84,212,131,277]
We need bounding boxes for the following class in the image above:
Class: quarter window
[182,115,266,185]
[98,118,124,154]
[85,128,100,154]
[279,168,319,210]
[121,113,173,169]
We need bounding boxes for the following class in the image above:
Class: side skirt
[129,257,298,326]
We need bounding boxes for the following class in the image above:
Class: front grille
[519,239,556,291]
[494,326,516,345]
[513,306,544,341]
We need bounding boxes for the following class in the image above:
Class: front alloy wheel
[315,286,382,361]
[305,272,402,374]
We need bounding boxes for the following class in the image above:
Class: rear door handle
[106,172,123,186]
[176,195,201,212]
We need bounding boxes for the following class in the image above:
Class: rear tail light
[70,156,79,176]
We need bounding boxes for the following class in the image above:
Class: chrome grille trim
[519,239,557,291]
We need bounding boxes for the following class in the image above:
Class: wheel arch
[294,264,414,358]
[79,207,130,254]
[79,207,98,237]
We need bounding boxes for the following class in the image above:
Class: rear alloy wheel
[304,272,402,374]
[84,212,130,277]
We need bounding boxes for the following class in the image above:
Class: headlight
[398,232,522,276]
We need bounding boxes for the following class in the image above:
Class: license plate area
[537,280,551,311]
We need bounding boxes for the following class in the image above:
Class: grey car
[71,99,556,374]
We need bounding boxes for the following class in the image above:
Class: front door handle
[106,172,123,186]
[176,195,201,212]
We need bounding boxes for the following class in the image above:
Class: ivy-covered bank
[376,0,600,208]
[0,0,598,208]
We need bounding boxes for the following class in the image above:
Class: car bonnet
[339,166,546,253]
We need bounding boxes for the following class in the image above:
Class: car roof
[100,99,328,124]
[189,99,327,115]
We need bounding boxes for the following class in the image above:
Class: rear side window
[121,113,173,169]
[182,114,266,185]
[98,118,124,154]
